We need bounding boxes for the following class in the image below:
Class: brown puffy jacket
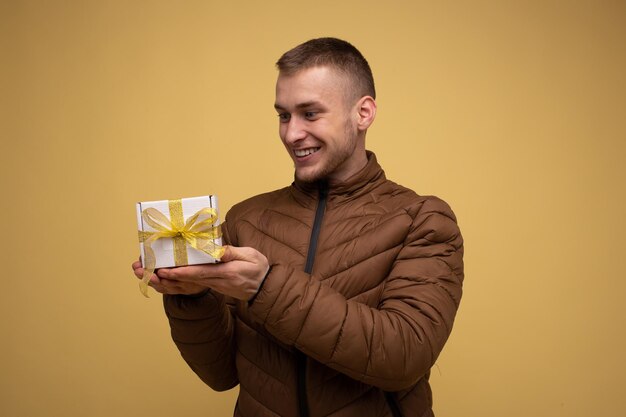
[164,152,464,417]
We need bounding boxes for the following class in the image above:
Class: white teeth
[294,148,319,157]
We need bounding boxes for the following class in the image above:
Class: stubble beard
[294,120,359,184]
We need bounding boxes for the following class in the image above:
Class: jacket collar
[290,151,386,208]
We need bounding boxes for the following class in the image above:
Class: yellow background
[2,1,625,416]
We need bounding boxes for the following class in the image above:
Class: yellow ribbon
[137,199,225,297]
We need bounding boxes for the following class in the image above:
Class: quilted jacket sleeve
[162,220,238,391]
[247,196,464,392]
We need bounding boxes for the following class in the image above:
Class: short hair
[276,37,376,101]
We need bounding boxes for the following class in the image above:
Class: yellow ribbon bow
[137,199,225,297]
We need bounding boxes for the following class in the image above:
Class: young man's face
[274,66,367,184]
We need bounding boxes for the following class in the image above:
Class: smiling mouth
[294,147,320,157]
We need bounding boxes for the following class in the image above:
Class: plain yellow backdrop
[2,1,625,416]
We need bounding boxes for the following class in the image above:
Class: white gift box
[136,195,222,269]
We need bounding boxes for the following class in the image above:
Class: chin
[295,172,317,183]
[295,167,325,183]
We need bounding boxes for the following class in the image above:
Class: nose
[282,116,307,145]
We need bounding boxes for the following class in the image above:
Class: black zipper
[296,182,403,417]
[304,181,328,274]
[297,181,328,417]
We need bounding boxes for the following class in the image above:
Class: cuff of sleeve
[247,263,293,325]
[247,265,272,307]
[181,288,211,298]
[163,290,225,320]
[246,264,314,346]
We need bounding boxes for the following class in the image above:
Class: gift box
[136,195,225,296]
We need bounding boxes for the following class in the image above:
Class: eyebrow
[274,101,322,111]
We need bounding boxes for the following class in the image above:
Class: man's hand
[131,246,270,300]
[132,258,208,296]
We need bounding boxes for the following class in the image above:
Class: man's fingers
[157,263,229,280]
[132,258,145,279]
[155,247,265,279]
[157,266,188,280]
[150,247,268,300]
[132,264,145,279]
[219,245,235,262]
[132,258,208,296]
[219,245,260,263]
[151,277,205,295]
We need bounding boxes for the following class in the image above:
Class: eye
[278,113,290,123]
[305,111,318,120]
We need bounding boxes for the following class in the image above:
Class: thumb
[219,245,257,263]
[219,245,239,262]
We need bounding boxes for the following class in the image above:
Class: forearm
[248,264,459,390]
[247,201,464,391]
[164,291,238,391]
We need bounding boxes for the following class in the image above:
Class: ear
[355,96,377,132]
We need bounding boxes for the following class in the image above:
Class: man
[133,37,464,417]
